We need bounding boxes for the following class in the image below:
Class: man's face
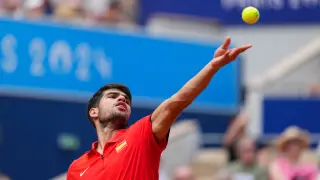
[95,88,131,129]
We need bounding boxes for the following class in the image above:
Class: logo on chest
[115,140,127,153]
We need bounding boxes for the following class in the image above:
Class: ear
[89,108,99,119]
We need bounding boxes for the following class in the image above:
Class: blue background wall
[263,97,320,135]
[0,18,242,111]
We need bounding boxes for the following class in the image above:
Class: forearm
[151,61,221,140]
[151,38,251,140]
[171,61,220,105]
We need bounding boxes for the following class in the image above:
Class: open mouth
[116,102,127,111]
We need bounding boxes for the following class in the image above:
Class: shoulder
[67,152,91,179]
[132,115,151,126]
[127,115,169,151]
[127,115,152,133]
[68,151,91,171]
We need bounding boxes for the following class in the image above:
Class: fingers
[217,50,231,60]
[213,43,251,67]
[229,44,252,59]
[221,36,231,50]
[212,50,231,67]
[234,44,252,55]
[240,44,252,51]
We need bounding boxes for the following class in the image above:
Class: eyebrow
[105,92,129,100]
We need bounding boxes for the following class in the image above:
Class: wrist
[209,59,222,70]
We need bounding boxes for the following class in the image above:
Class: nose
[117,95,126,102]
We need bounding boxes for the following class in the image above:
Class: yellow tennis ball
[242,6,260,24]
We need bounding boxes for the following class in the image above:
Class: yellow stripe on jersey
[116,140,127,153]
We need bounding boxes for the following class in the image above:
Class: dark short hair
[86,83,132,128]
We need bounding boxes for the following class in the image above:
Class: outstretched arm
[151,37,252,141]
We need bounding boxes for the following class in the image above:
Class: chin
[115,111,127,117]
[113,111,128,120]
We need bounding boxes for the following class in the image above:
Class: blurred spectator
[0,173,10,180]
[173,165,195,180]
[269,126,317,180]
[0,0,137,25]
[223,110,248,162]
[0,0,23,18]
[24,0,47,18]
[214,168,231,180]
[223,136,268,180]
[309,84,320,96]
[83,0,121,24]
[53,0,82,21]
[257,140,277,168]
[0,0,51,19]
[52,0,136,25]
[117,0,137,23]
[317,141,320,180]
[83,0,137,25]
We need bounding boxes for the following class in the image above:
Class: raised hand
[212,36,252,68]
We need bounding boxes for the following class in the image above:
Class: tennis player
[67,37,251,180]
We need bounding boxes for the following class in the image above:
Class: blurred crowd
[218,111,319,180]
[0,0,137,25]
[217,117,318,180]
[163,113,319,180]
[209,87,320,180]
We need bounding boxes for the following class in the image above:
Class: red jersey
[67,115,168,180]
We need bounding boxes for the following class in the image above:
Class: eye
[107,93,118,99]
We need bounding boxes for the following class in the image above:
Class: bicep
[151,97,189,141]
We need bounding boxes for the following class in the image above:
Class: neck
[96,125,118,154]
